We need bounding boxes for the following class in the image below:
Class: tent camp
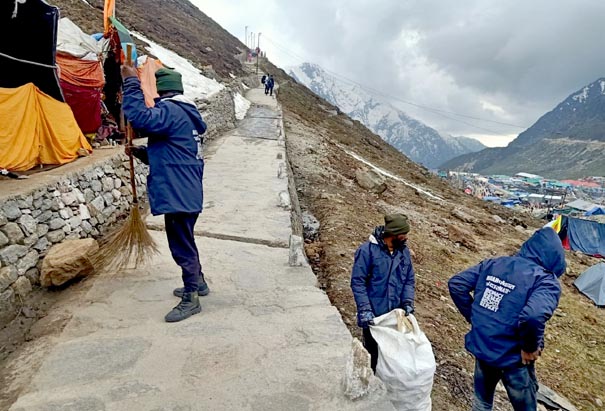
[56,18,107,134]
[574,263,605,306]
[0,0,91,171]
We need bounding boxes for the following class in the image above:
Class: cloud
[194,0,605,147]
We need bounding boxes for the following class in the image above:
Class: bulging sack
[370,309,436,411]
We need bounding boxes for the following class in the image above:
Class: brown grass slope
[50,0,245,78]
[272,71,605,410]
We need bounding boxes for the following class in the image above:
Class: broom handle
[125,44,139,205]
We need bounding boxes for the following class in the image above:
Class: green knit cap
[155,68,184,94]
[384,214,410,236]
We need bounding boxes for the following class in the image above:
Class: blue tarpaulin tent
[574,263,605,306]
[585,206,605,216]
[567,217,605,257]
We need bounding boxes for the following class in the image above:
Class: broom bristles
[91,205,159,273]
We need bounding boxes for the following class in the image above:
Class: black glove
[402,304,415,316]
[358,310,375,328]
[130,146,149,165]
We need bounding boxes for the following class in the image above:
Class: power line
[262,35,529,135]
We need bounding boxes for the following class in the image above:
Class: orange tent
[0,83,92,171]
[137,57,163,107]
[56,54,105,88]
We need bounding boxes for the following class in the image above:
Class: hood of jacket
[518,227,566,277]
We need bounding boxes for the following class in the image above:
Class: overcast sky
[194,0,605,147]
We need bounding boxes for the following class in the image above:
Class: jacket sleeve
[518,274,561,353]
[351,245,373,313]
[122,77,173,135]
[448,262,484,323]
[400,254,415,306]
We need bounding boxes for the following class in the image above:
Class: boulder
[355,169,387,194]
[41,239,99,287]
[451,208,476,224]
[343,338,386,400]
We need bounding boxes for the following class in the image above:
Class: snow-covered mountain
[444,77,605,178]
[288,63,485,168]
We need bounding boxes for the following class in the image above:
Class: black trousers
[164,212,201,293]
[362,327,379,373]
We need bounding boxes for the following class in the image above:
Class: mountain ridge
[444,77,605,178]
[288,62,485,168]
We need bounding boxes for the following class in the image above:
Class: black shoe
[173,276,210,298]
[165,292,201,323]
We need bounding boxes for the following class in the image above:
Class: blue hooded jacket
[122,77,207,216]
[351,226,415,326]
[448,227,566,368]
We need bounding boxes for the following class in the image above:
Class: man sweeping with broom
[120,64,210,323]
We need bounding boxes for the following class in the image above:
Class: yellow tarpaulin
[0,83,92,171]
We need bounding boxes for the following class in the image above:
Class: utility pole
[245,26,248,48]
[256,32,262,74]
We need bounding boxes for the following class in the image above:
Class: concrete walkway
[9,88,392,410]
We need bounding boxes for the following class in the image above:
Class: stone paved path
[9,87,392,411]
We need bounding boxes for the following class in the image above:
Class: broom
[92,44,159,272]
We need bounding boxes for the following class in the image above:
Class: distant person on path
[350,214,416,372]
[121,65,210,323]
[267,74,275,96]
[448,227,566,411]
[264,74,272,95]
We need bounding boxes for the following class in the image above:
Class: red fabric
[57,54,105,88]
[60,81,102,134]
[562,235,571,250]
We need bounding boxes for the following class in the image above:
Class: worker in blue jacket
[448,227,566,411]
[121,65,209,323]
[351,214,416,372]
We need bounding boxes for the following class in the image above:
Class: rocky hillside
[51,0,245,78]
[289,63,485,169]
[265,65,604,410]
[444,78,605,178]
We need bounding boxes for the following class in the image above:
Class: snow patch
[572,86,589,103]
[229,72,236,79]
[233,92,251,120]
[241,82,250,90]
[339,145,444,201]
[132,32,224,100]
[600,80,605,95]
[80,0,93,7]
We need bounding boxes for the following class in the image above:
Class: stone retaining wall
[0,155,148,325]
[0,74,256,326]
